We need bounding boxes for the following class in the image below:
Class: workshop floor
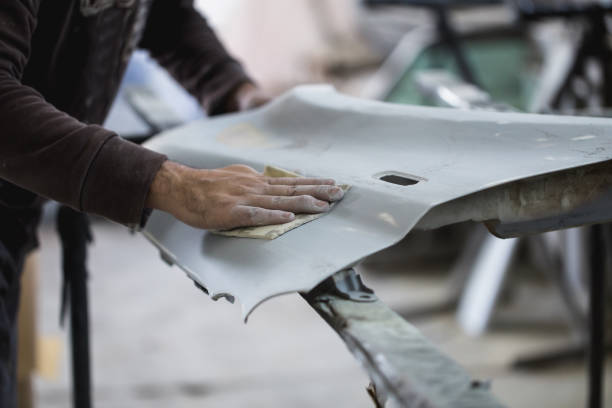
[32,212,611,407]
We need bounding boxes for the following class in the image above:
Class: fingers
[264,184,344,202]
[231,205,295,227]
[249,195,330,214]
[266,177,335,186]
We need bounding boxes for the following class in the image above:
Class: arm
[0,1,340,231]
[139,0,261,116]
[0,0,166,226]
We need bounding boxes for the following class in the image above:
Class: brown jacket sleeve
[140,0,252,116]
[0,0,167,226]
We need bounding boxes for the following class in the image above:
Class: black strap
[57,206,93,408]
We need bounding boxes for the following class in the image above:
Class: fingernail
[315,200,328,208]
[329,187,344,200]
[284,212,295,220]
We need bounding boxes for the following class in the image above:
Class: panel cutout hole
[379,174,419,186]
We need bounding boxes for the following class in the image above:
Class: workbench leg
[588,224,607,408]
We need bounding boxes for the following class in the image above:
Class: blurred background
[19,0,612,406]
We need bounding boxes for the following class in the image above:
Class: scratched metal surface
[142,85,612,320]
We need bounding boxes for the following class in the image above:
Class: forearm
[0,0,167,226]
[0,75,167,224]
[0,75,112,209]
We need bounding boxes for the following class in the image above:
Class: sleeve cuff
[79,135,167,226]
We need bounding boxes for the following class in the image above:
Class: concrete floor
[31,209,611,407]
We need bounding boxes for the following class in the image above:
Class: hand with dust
[146,161,344,230]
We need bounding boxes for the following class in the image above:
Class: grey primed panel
[143,85,612,320]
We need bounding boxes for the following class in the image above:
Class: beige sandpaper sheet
[214,166,350,240]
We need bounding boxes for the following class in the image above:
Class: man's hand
[225,82,271,112]
[146,161,344,230]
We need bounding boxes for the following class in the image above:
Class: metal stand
[507,6,612,404]
[513,343,612,370]
[303,269,504,407]
[57,207,93,408]
[517,2,612,114]
[432,5,479,86]
[505,225,610,408]
[363,0,490,86]
[587,225,608,408]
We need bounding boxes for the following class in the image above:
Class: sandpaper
[213,166,350,240]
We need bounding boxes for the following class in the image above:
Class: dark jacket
[0,0,251,226]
